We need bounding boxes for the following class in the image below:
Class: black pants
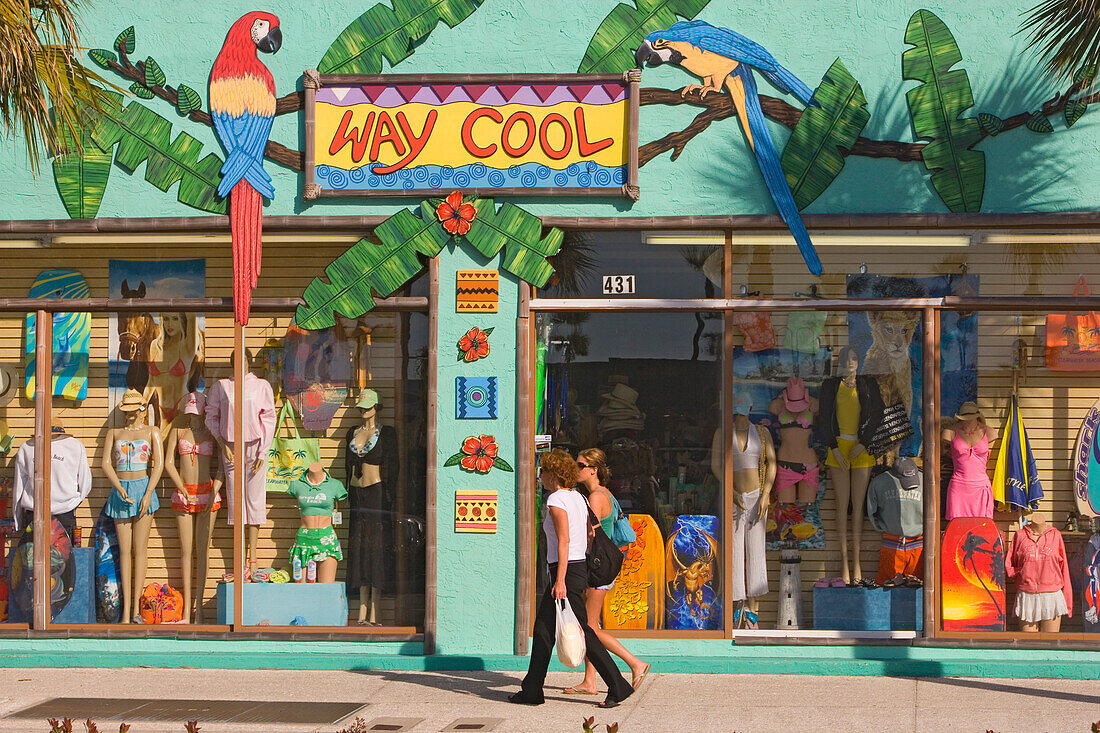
[520,560,633,703]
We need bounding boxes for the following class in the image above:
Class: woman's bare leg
[194,509,216,624]
[567,587,646,693]
[830,466,852,584]
[849,466,871,582]
[176,513,195,623]
[115,520,133,623]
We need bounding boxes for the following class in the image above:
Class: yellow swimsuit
[826,382,876,468]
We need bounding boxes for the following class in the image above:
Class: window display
[1006,516,1072,632]
[286,463,347,583]
[942,401,995,521]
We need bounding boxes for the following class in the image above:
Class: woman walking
[510,449,634,709]
[564,448,649,695]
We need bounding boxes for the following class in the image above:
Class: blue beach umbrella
[991,395,1043,513]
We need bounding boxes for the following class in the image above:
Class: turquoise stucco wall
[433,244,519,655]
[0,0,1097,221]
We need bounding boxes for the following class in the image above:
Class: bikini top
[778,409,813,430]
[114,438,151,472]
[178,436,214,459]
[730,424,761,471]
[148,359,186,377]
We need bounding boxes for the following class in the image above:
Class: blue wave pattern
[315,161,626,190]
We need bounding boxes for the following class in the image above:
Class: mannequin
[205,349,276,578]
[710,394,775,628]
[941,401,995,520]
[13,418,92,542]
[102,389,164,623]
[1006,514,1072,632]
[164,392,222,623]
[768,377,819,505]
[287,461,347,583]
[817,345,884,585]
[866,458,924,585]
[344,389,397,625]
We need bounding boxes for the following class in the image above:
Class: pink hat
[782,377,810,412]
[182,391,206,415]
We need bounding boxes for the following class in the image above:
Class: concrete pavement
[0,667,1095,732]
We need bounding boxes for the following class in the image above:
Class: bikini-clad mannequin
[344,389,396,625]
[287,461,346,583]
[817,346,883,584]
[164,392,222,623]
[102,389,164,623]
[710,393,776,627]
[942,401,996,520]
[768,377,819,505]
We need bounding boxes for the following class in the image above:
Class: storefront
[0,0,1098,674]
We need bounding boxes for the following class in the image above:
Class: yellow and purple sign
[304,73,639,198]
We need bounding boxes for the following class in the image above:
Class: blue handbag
[607,493,636,547]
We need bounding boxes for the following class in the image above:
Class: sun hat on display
[782,377,810,412]
[118,389,147,412]
[954,401,983,421]
[0,363,16,407]
[182,391,206,415]
[356,389,380,410]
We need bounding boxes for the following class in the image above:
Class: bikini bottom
[775,460,820,492]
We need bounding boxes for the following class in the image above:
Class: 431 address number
[602,275,635,295]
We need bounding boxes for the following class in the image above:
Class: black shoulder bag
[586,505,624,588]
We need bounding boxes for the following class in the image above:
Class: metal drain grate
[5,698,368,725]
[442,718,503,732]
[364,718,423,732]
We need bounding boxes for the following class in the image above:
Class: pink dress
[945,432,993,520]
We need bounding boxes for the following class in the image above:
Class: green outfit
[286,473,347,563]
[784,310,828,353]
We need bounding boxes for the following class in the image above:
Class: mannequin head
[356,389,380,422]
[228,347,255,374]
[838,345,860,378]
[182,391,206,431]
[731,392,752,418]
[118,389,147,425]
[953,401,984,431]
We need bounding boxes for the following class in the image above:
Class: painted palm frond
[902,10,985,213]
[452,199,564,288]
[780,58,870,211]
[1019,0,1100,81]
[578,0,711,73]
[296,210,450,330]
[52,113,112,218]
[92,92,226,214]
[318,0,486,74]
[0,0,115,173]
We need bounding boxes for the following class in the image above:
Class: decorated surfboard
[24,269,91,401]
[283,323,352,431]
[766,484,826,550]
[93,509,122,624]
[941,517,1006,632]
[664,514,722,631]
[603,514,665,630]
[1072,399,1100,517]
[1084,532,1100,632]
[9,519,74,620]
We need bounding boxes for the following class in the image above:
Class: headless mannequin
[300,462,339,584]
[164,412,221,623]
[1017,515,1062,633]
[830,351,872,584]
[710,412,776,620]
[102,403,164,624]
[349,405,383,624]
[768,391,819,505]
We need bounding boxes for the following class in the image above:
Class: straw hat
[0,363,16,407]
[782,377,810,412]
[954,401,983,421]
[118,389,147,412]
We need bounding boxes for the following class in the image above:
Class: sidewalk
[0,667,1096,732]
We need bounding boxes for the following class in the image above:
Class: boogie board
[603,514,665,630]
[8,519,75,619]
[1084,532,1100,632]
[1072,399,1100,517]
[94,509,122,624]
[941,517,1006,631]
[24,269,91,401]
[664,514,722,631]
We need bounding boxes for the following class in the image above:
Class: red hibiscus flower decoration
[436,191,477,235]
[458,326,492,362]
[460,434,498,473]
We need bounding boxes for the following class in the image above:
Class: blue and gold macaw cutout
[636,20,822,276]
[24,269,91,401]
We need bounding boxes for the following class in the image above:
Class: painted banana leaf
[52,115,112,219]
[296,209,450,330]
[902,9,985,213]
[447,199,563,287]
[780,58,870,210]
[92,92,227,214]
[578,0,711,73]
[318,0,485,74]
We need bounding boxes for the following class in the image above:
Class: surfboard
[283,323,351,431]
[93,509,122,624]
[603,514,665,630]
[664,514,722,631]
[1073,399,1100,517]
[941,517,1006,632]
[24,269,91,402]
[9,519,75,620]
[1084,532,1100,632]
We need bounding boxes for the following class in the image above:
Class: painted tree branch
[109,48,304,170]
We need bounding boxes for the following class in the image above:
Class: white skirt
[1014,590,1069,623]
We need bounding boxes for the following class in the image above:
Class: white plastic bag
[554,598,586,668]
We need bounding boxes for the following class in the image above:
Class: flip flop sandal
[632,663,651,690]
[563,686,598,695]
[598,698,623,709]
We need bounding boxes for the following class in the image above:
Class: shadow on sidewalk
[921,676,1100,705]
[349,668,617,706]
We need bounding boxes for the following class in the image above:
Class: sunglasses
[577,462,592,469]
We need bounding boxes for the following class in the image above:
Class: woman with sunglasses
[563,448,650,696]
[509,448,634,709]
